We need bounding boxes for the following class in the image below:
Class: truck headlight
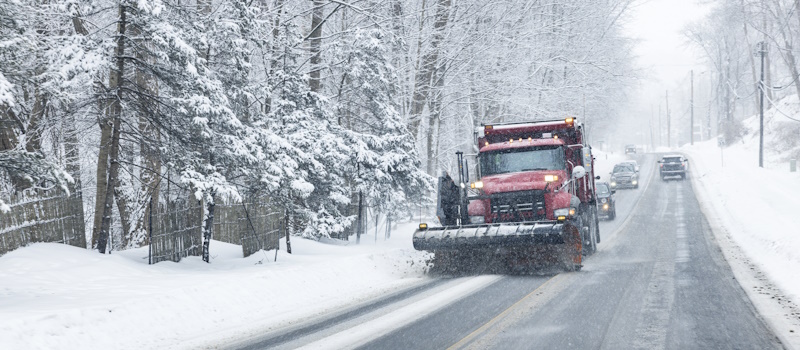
[554,208,576,217]
[470,181,484,189]
[469,216,485,224]
[632,180,638,185]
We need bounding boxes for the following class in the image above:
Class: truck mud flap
[413,221,568,251]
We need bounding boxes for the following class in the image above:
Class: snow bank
[592,148,630,182]
[682,98,800,309]
[0,224,431,349]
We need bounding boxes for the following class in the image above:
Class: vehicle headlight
[470,181,484,189]
[469,216,485,224]
[610,181,617,187]
[603,203,609,209]
[554,208,576,217]
[632,180,638,185]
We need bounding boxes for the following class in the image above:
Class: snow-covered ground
[0,225,431,349]
[682,96,800,347]
[592,148,630,183]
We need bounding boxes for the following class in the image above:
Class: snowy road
[234,153,783,350]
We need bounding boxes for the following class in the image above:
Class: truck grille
[489,190,546,222]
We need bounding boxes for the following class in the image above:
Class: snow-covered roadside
[682,108,800,348]
[0,224,431,350]
[592,149,629,182]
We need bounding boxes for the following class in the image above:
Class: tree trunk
[411,0,451,175]
[201,193,215,262]
[740,1,760,115]
[97,4,127,254]
[426,65,446,175]
[409,0,451,147]
[309,0,323,92]
[132,18,161,246]
[773,0,800,100]
[285,206,293,253]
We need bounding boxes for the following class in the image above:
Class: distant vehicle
[625,144,636,154]
[659,154,688,180]
[596,182,616,220]
[620,160,639,173]
[610,162,638,189]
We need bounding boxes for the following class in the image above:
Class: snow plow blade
[413,221,583,273]
[413,221,568,251]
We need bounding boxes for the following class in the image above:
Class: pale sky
[615,0,713,148]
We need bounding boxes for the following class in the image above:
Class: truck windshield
[480,146,565,176]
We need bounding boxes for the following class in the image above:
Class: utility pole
[758,41,766,168]
[650,105,655,151]
[658,104,662,147]
[691,70,694,145]
[666,90,671,148]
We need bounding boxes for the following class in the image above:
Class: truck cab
[466,119,598,229]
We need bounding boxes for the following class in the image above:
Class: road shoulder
[687,154,800,350]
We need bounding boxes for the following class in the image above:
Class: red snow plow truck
[413,118,601,272]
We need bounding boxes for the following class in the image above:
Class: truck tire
[594,208,601,244]
[581,207,597,256]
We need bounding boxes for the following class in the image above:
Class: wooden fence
[0,191,86,256]
[148,199,204,263]
[148,198,282,263]
[215,200,282,258]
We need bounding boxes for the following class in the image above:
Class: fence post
[148,198,152,265]
[356,191,363,244]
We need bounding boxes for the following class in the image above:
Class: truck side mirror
[595,175,600,180]
[611,190,616,194]
[572,166,586,179]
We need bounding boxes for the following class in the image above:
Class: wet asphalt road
[237,153,783,350]
[363,153,782,350]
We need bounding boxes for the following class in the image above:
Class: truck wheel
[582,210,597,256]
[594,209,601,244]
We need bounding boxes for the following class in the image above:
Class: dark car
[625,144,636,154]
[596,182,616,220]
[610,163,639,189]
[659,154,688,180]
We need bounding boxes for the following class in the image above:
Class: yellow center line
[446,274,563,350]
